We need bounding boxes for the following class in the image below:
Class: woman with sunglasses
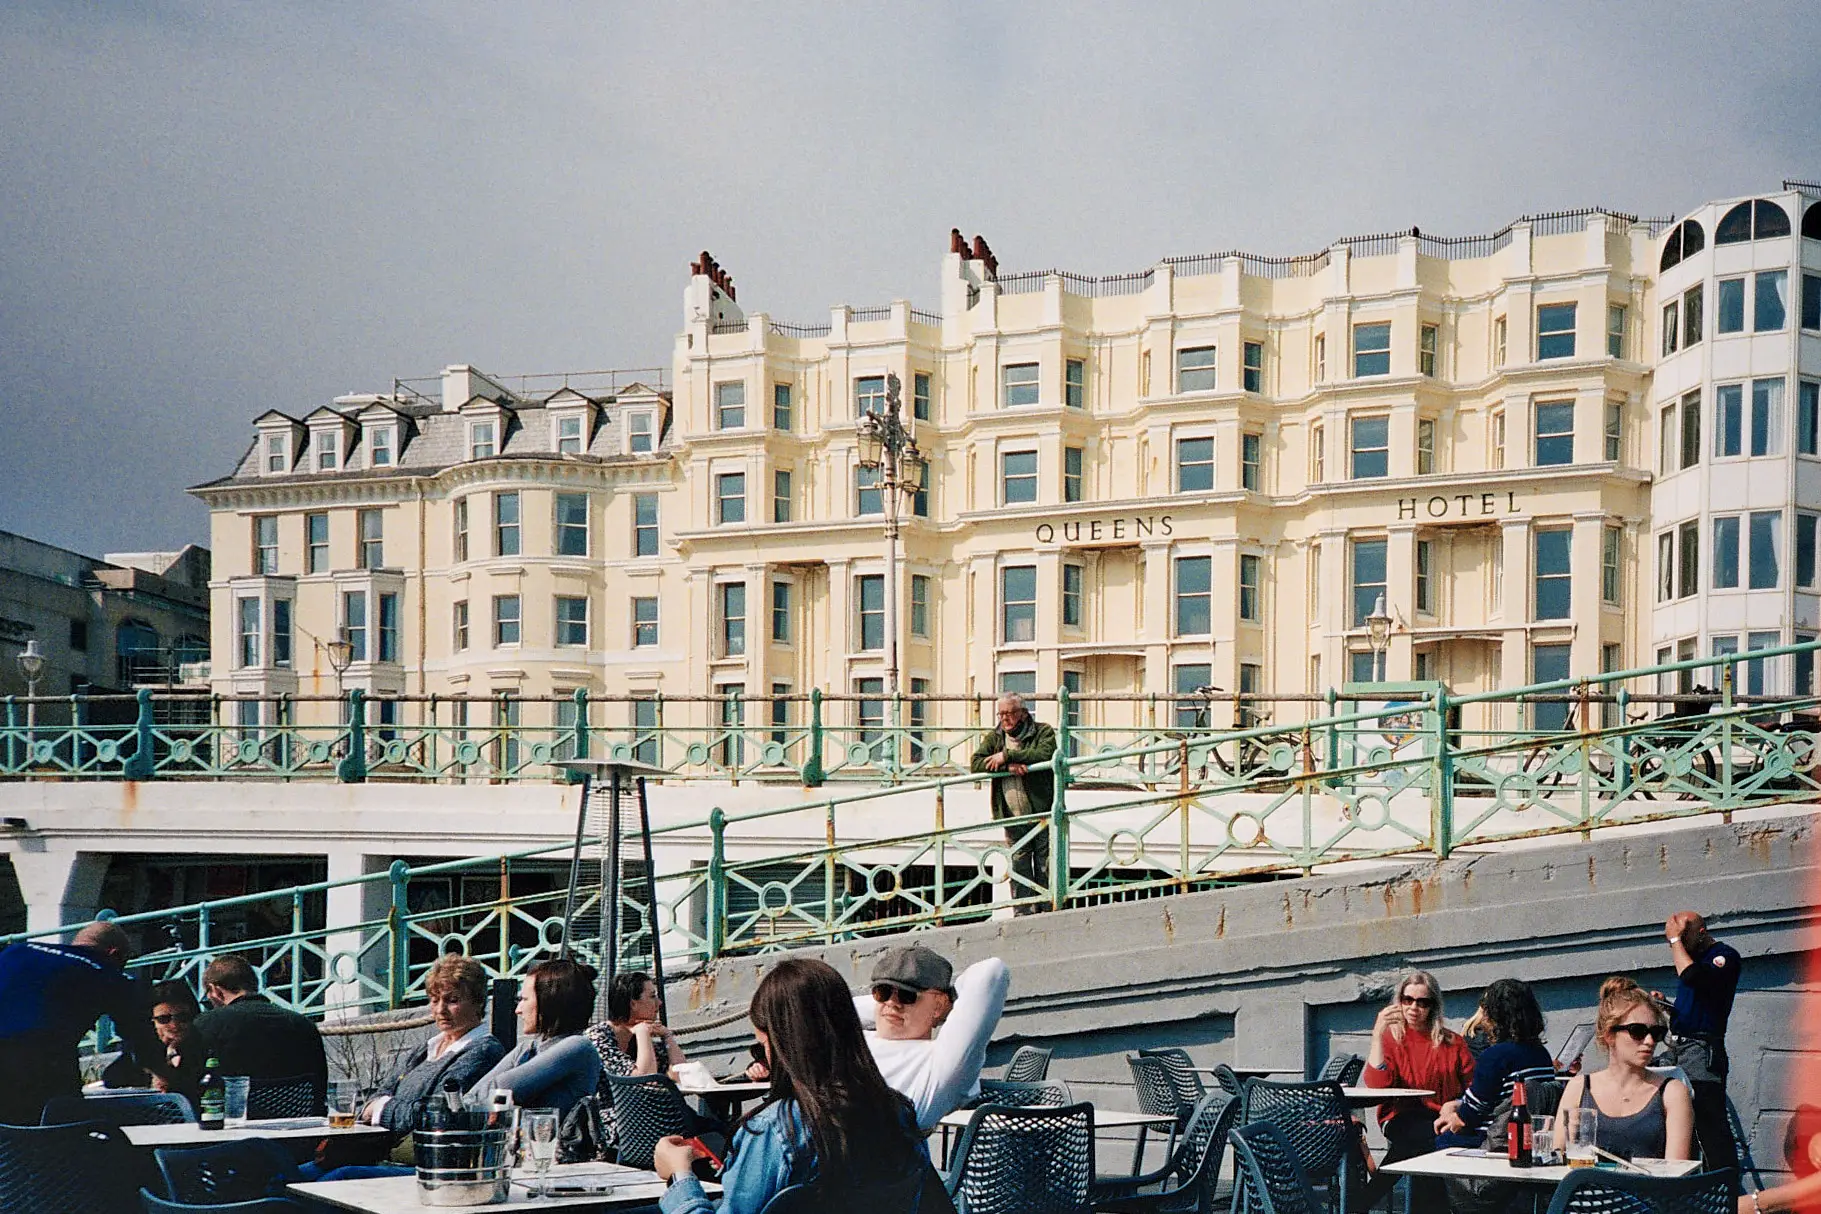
[1553,976,1694,1161]
[1360,971,1475,1204]
[102,980,203,1099]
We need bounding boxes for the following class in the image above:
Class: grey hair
[997,693,1026,711]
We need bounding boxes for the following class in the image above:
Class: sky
[1,1,1816,556]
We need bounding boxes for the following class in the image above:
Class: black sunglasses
[153,1012,195,1026]
[1398,995,1437,1009]
[871,984,923,1007]
[1615,1022,1666,1043]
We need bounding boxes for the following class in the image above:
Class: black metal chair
[1128,1052,1190,1172]
[1239,1079,1358,1212]
[41,1091,195,1127]
[246,1074,321,1120]
[1229,1122,1324,1214]
[1726,1095,1765,1192]
[978,1080,1073,1108]
[603,1072,698,1171]
[1004,1045,1054,1083]
[154,1139,296,1206]
[141,1191,303,1213]
[1092,1091,1238,1214]
[1207,1064,1245,1098]
[1314,1053,1364,1087]
[0,1122,142,1214]
[1137,1048,1208,1113]
[1540,1167,1737,1214]
[945,1102,1094,1214]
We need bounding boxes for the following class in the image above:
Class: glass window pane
[1003,363,1040,406]
[1350,539,1387,626]
[1174,556,1211,636]
[1352,323,1390,377]
[1535,402,1575,466]
[1177,347,1217,392]
[1752,378,1785,457]
[1713,516,1740,589]
[1536,304,1577,360]
[1717,279,1746,333]
[1715,385,1744,457]
[1350,416,1389,479]
[1177,437,1215,492]
[1750,511,1782,589]
[1756,271,1789,331]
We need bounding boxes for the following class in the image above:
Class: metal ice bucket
[412,1125,512,1206]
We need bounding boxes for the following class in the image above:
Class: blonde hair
[1393,970,1448,1045]
[1595,975,1663,1044]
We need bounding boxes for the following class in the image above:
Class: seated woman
[1554,977,1694,1161]
[102,979,203,1100]
[467,959,602,1117]
[361,955,505,1134]
[1360,970,1475,1205]
[1435,978,1556,1148]
[586,970,687,1080]
[652,957,932,1214]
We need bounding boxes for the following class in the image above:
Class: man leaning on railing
[970,693,1058,915]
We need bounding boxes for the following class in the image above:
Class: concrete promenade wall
[673,805,1821,1182]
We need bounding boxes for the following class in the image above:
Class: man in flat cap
[853,944,1010,1130]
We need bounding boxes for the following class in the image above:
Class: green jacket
[969,717,1058,820]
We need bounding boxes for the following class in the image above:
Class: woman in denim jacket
[653,958,931,1214]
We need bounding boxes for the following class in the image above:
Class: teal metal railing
[7,643,1819,1024]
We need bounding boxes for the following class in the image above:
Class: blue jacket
[659,1100,929,1214]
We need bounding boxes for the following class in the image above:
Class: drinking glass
[521,1109,559,1198]
[1531,1116,1555,1164]
[1564,1107,1598,1168]
[327,1080,360,1129]
[223,1076,250,1128]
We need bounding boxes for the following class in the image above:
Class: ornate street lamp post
[323,630,355,699]
[1366,593,1393,683]
[17,639,44,740]
[855,372,927,703]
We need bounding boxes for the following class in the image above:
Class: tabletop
[678,1080,771,1097]
[1382,1148,1701,1187]
[1342,1086,1435,1105]
[938,1107,1174,1131]
[291,1163,717,1213]
[1191,1067,1294,1079]
[122,1118,391,1148]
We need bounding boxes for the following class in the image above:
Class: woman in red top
[1360,970,1476,1205]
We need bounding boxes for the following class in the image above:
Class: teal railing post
[123,688,155,780]
[1050,684,1072,911]
[338,688,367,783]
[801,688,826,787]
[1325,687,1341,790]
[567,688,589,783]
[1720,656,1736,810]
[706,808,726,959]
[1615,687,1632,791]
[1431,686,1453,858]
[387,858,410,1008]
[4,697,15,772]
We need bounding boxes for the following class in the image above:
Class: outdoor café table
[122,1116,392,1150]
[1341,1085,1434,1107]
[1191,1066,1294,1081]
[677,1077,771,1119]
[1381,1148,1701,1214]
[291,1162,719,1212]
[934,1106,1176,1170]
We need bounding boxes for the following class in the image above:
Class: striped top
[1437,1040,1556,1148]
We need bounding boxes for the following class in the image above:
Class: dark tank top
[1580,1076,1669,1160]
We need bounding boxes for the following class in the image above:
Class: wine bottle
[198,1057,226,1131]
[1507,1080,1532,1167]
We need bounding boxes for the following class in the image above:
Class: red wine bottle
[1507,1081,1532,1167]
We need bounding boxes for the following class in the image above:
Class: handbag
[559,1093,612,1164]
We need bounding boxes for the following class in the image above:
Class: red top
[1363,1026,1476,1129]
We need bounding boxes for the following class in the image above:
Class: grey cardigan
[371,1031,506,1133]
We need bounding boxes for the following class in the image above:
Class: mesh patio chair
[42,1091,195,1127]
[1004,1046,1054,1084]
[1229,1123,1324,1214]
[758,1162,947,1214]
[1314,1054,1364,1087]
[1726,1096,1765,1192]
[1091,1091,1238,1214]
[603,1072,698,1171]
[246,1074,321,1120]
[1239,1079,1359,1212]
[0,1121,142,1214]
[141,1191,303,1213]
[1540,1167,1737,1214]
[1128,1053,1190,1172]
[154,1139,297,1206]
[1137,1049,1207,1113]
[978,1080,1073,1108]
[1207,1065,1245,1098]
[945,1101,1094,1214]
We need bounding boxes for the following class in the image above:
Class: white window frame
[1002,362,1040,407]
[366,422,395,467]
[552,412,585,455]
[1176,346,1217,393]
[468,420,497,461]
[625,410,655,454]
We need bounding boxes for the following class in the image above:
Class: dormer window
[627,411,655,454]
[554,414,585,455]
[314,430,340,471]
[469,421,497,460]
[263,433,288,474]
[368,424,394,467]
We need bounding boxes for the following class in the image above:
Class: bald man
[0,921,173,1123]
[970,693,1058,914]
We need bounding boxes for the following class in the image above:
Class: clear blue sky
[2,1,1816,554]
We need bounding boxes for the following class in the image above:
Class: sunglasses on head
[153,1012,194,1026]
[871,984,924,1007]
[1399,995,1436,1008]
[1615,1022,1666,1044]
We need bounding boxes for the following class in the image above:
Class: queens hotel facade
[195,183,1821,736]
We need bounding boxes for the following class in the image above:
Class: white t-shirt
[854,957,1011,1131]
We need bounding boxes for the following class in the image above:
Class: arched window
[1659,218,1705,271]
[1755,199,1791,239]
[1805,200,1821,241]
[1716,202,1753,244]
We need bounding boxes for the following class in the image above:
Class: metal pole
[604,767,624,988]
[636,776,665,1023]
[559,770,593,961]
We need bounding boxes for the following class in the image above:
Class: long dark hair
[747,957,919,1185]
[1478,978,1545,1045]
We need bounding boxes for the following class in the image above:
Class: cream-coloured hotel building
[195,184,1821,739]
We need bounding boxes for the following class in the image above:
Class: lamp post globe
[1366,594,1393,682]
